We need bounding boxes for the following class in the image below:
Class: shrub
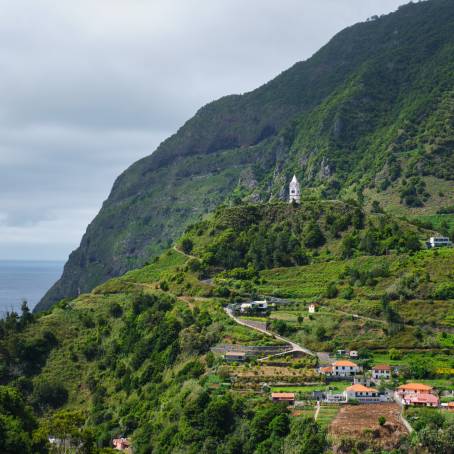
[378,416,386,426]
[325,282,338,299]
[433,283,454,300]
[181,238,194,254]
[109,303,123,318]
[32,381,68,410]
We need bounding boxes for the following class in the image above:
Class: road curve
[224,307,315,357]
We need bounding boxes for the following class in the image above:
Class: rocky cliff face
[37,0,454,311]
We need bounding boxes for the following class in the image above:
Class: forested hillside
[1,201,453,453]
[38,0,454,312]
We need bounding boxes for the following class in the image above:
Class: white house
[372,364,391,380]
[349,350,358,358]
[308,303,317,314]
[289,175,301,204]
[344,384,380,403]
[332,360,361,377]
[252,300,268,309]
[240,301,268,314]
[427,237,453,248]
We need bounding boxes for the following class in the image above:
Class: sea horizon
[0,260,64,316]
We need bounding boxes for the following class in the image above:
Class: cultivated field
[329,403,409,452]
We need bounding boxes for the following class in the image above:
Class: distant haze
[0,0,405,260]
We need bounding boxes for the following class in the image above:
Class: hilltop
[38,0,454,311]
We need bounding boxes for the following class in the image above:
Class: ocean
[0,260,64,316]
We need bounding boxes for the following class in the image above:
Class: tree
[371,201,383,213]
[283,417,327,454]
[325,282,338,299]
[181,238,194,255]
[204,395,234,437]
[303,222,325,248]
[32,381,68,411]
[0,386,44,454]
[378,416,386,426]
[409,357,434,379]
[41,409,96,454]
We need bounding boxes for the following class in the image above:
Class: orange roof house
[346,384,378,393]
[333,360,358,367]
[344,384,380,402]
[271,392,295,403]
[332,360,360,377]
[397,383,433,394]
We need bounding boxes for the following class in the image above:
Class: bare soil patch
[329,403,409,453]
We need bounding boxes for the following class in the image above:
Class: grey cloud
[0,0,405,260]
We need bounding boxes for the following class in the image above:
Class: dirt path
[173,245,197,259]
[224,307,315,357]
[314,402,321,421]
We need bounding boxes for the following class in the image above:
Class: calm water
[0,261,64,316]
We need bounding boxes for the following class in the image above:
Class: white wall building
[289,175,301,204]
[344,384,380,403]
[427,237,453,248]
[332,360,361,377]
[372,364,391,380]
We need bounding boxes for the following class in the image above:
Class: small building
[427,237,453,249]
[344,384,380,403]
[308,303,317,314]
[372,364,392,380]
[289,175,301,204]
[332,360,360,377]
[396,383,433,395]
[337,349,347,356]
[325,393,346,403]
[224,351,246,362]
[113,438,131,451]
[403,393,439,407]
[271,392,295,404]
[395,383,434,403]
[240,303,253,313]
[448,402,454,412]
[252,300,268,309]
[349,350,358,358]
[240,300,268,314]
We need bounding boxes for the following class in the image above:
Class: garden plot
[329,403,408,452]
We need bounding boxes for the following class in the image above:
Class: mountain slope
[37,0,454,311]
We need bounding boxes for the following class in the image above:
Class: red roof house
[403,393,439,407]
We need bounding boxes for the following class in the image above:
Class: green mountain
[37,0,454,311]
[1,202,453,453]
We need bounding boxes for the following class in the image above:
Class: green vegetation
[40,0,454,310]
[406,407,454,453]
[3,2,454,452]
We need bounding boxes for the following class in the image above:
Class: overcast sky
[0,0,406,261]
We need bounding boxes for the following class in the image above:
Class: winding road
[224,307,315,358]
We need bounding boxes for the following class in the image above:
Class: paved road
[224,308,315,357]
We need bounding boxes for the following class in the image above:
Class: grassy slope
[39,0,454,311]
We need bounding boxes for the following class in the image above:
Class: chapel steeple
[289,175,301,204]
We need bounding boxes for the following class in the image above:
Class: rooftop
[346,384,378,393]
[333,360,358,367]
[373,364,391,371]
[398,383,433,392]
[225,351,246,356]
[406,393,439,404]
[271,392,295,399]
